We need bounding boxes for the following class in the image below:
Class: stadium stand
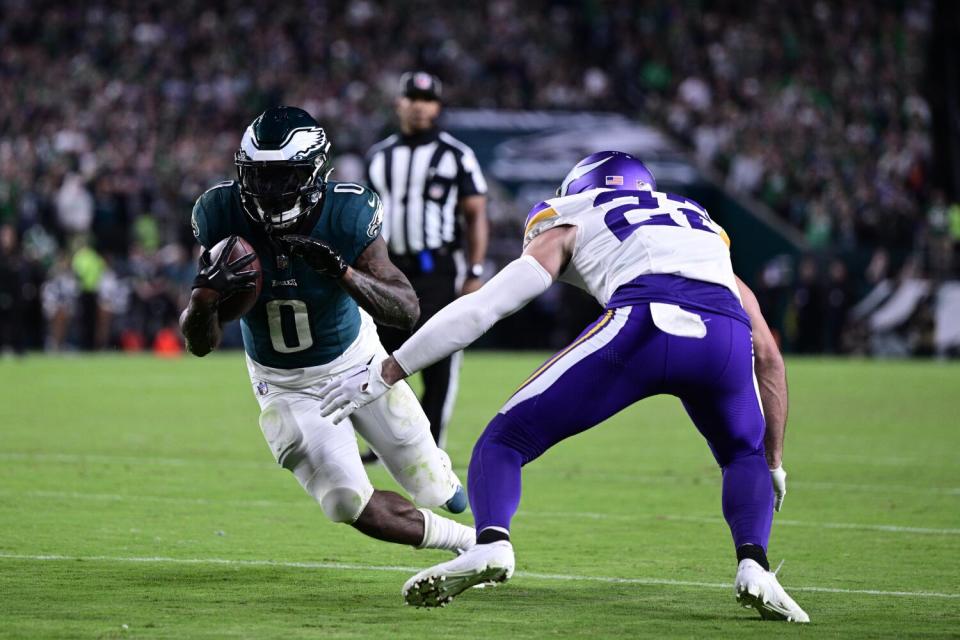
[0,1,956,354]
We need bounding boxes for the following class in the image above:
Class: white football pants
[247,311,460,524]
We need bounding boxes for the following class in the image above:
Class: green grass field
[1,353,958,638]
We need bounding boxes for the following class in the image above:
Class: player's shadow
[109,564,769,634]
[399,580,762,626]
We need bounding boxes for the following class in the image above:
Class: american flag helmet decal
[557,151,657,197]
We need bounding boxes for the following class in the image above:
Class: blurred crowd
[0,0,957,354]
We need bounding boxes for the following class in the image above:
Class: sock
[476,526,510,544]
[721,452,775,550]
[468,414,527,532]
[737,543,770,571]
[416,508,475,552]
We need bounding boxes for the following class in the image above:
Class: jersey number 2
[266,299,313,353]
[597,190,716,242]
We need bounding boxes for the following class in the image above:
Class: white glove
[318,361,393,424]
[770,465,787,512]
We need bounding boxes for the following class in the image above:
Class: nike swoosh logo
[367,196,376,207]
[560,155,614,195]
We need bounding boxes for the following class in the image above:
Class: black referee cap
[400,71,442,101]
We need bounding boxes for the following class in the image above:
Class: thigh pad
[258,397,307,470]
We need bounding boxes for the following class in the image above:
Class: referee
[364,71,489,457]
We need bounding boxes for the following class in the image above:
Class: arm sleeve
[393,255,553,375]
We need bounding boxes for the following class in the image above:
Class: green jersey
[191,180,383,368]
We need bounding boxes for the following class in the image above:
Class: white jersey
[523,188,739,306]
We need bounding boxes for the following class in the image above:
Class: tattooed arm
[279,234,419,330]
[179,289,223,356]
[340,238,420,330]
[179,238,257,356]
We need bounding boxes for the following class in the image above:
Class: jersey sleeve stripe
[523,207,559,236]
[720,228,731,247]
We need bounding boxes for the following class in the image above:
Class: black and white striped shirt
[365,128,487,256]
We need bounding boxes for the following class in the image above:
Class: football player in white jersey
[316,151,808,622]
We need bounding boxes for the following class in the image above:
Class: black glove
[192,236,258,296]
[279,234,348,278]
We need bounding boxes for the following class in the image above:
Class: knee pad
[405,446,459,508]
[258,398,307,470]
[261,396,375,523]
[318,485,369,524]
[303,464,372,523]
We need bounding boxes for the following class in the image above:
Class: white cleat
[402,540,515,607]
[734,559,810,623]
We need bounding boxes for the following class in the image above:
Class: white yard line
[3,489,957,536]
[0,552,956,600]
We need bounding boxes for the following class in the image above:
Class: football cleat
[403,540,515,607]
[359,448,380,466]
[734,559,810,623]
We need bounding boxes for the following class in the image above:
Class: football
[209,235,262,321]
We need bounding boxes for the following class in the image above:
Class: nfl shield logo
[257,381,269,396]
[414,73,433,90]
[605,175,624,186]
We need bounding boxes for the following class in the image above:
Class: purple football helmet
[556,151,656,197]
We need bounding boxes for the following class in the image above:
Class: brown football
[208,235,262,321]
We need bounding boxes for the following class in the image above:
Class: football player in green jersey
[180,107,473,555]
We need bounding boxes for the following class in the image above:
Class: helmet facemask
[236,153,332,232]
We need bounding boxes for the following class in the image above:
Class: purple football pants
[468,303,774,551]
